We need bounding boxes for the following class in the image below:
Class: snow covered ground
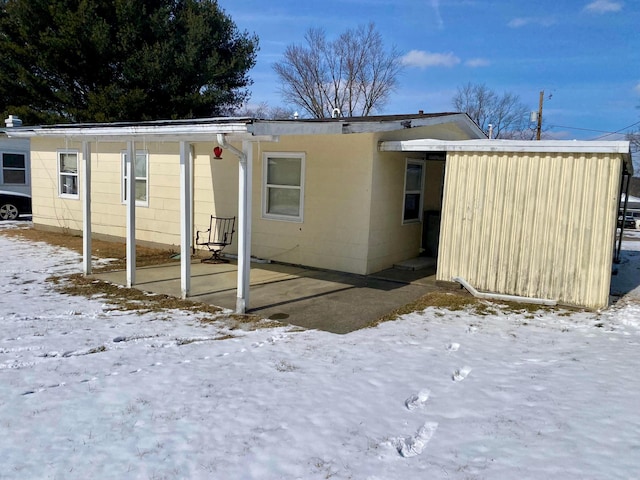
[1,221,640,480]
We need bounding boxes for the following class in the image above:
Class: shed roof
[379,138,633,176]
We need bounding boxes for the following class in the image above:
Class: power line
[592,120,640,139]
[549,125,613,134]
[548,120,640,139]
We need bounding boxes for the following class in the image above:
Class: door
[421,153,446,257]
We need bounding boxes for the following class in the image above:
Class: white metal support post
[81,140,92,275]
[215,134,259,314]
[179,140,192,298]
[236,140,253,313]
[126,140,136,287]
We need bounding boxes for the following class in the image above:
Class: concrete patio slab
[94,260,442,334]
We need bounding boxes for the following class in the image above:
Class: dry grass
[372,291,477,326]
[371,289,560,326]
[2,225,566,331]
[1,226,283,330]
[1,225,178,271]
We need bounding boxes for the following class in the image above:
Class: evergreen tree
[0,0,258,124]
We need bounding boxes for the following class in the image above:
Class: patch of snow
[1,221,640,479]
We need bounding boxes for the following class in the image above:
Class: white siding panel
[437,151,622,309]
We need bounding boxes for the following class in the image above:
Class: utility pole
[536,90,544,140]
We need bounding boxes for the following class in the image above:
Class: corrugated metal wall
[437,151,623,309]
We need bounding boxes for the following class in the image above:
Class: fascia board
[379,139,631,155]
[250,113,486,137]
[341,113,485,136]
[5,122,251,141]
[249,121,343,136]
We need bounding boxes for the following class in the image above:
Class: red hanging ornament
[213,146,223,159]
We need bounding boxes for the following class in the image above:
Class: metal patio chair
[195,216,236,264]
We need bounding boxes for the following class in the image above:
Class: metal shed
[380,139,633,309]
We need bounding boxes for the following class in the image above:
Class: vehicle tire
[0,202,19,220]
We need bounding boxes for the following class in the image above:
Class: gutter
[453,276,557,307]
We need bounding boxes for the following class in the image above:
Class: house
[4,113,632,311]
[621,193,640,212]
[620,193,640,229]
[1,116,30,196]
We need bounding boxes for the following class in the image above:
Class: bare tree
[626,131,640,174]
[233,102,295,119]
[627,132,640,152]
[452,83,534,139]
[273,23,403,118]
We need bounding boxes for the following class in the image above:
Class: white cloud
[508,16,557,28]
[401,50,460,68]
[634,82,640,95]
[583,0,623,13]
[465,58,491,68]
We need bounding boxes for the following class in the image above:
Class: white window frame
[402,158,425,224]
[1,151,28,185]
[121,150,149,207]
[57,150,79,199]
[262,152,305,222]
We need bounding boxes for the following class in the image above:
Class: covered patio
[7,117,278,314]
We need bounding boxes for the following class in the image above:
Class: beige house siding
[30,134,378,275]
[193,141,240,253]
[31,138,187,247]
[366,124,473,274]
[31,139,84,232]
[367,148,422,274]
[250,134,374,274]
[437,150,623,309]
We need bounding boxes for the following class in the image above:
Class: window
[1,153,27,184]
[263,153,305,221]
[403,159,425,223]
[58,151,79,197]
[121,151,148,206]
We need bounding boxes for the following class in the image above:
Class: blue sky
[219,0,639,140]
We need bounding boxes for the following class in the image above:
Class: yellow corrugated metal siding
[437,151,622,309]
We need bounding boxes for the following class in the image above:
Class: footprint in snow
[452,366,472,382]
[446,342,460,352]
[393,421,438,458]
[405,389,430,411]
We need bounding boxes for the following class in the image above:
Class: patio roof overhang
[4,117,278,143]
[5,112,485,142]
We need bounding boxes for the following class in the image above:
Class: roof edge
[379,138,633,174]
[380,138,631,153]
[4,118,254,141]
[3,112,485,140]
